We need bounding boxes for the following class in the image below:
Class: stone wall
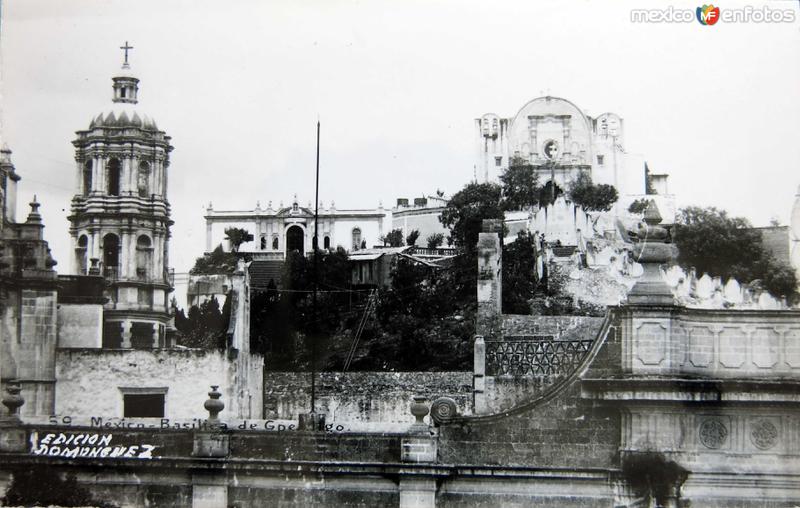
[439,383,620,469]
[1,288,58,416]
[54,348,263,420]
[264,371,472,424]
[57,303,103,348]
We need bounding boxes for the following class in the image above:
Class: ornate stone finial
[627,201,676,305]
[0,143,11,163]
[255,200,261,210]
[89,257,101,275]
[2,381,24,420]
[409,395,430,432]
[26,196,42,224]
[204,385,224,428]
[207,201,213,211]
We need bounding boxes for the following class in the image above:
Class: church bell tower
[68,43,174,348]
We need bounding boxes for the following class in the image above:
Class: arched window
[324,236,331,249]
[260,235,267,250]
[83,161,93,196]
[107,158,121,196]
[137,161,150,198]
[102,233,120,278]
[136,235,152,280]
[352,228,362,251]
[76,235,89,274]
[272,236,279,250]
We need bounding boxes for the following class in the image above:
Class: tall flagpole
[311,120,320,416]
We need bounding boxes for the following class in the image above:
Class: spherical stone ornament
[699,418,728,449]
[750,420,779,450]
[430,397,458,425]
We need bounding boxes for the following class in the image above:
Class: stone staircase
[248,260,285,291]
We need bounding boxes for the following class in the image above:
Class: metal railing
[485,337,594,377]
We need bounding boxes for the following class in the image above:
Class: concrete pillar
[205,220,212,252]
[476,219,502,339]
[191,473,227,508]
[473,335,487,414]
[399,478,436,508]
[121,320,132,348]
[152,323,159,348]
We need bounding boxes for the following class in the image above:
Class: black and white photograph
[0,0,799,506]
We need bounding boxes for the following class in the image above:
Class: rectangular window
[495,156,502,167]
[597,155,605,165]
[123,393,165,417]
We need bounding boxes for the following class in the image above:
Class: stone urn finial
[204,385,224,427]
[2,381,24,420]
[628,201,677,305]
[409,395,430,432]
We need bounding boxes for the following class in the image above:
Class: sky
[1,0,799,274]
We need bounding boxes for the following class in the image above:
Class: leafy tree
[568,172,618,212]
[224,227,254,252]
[674,206,798,303]
[250,247,354,367]
[499,156,541,211]
[190,244,239,275]
[406,229,421,246]
[539,180,564,207]
[175,296,228,350]
[426,232,445,249]
[439,182,504,250]
[628,198,652,214]
[502,231,539,314]
[382,229,404,247]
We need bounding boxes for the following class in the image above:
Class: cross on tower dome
[120,41,134,67]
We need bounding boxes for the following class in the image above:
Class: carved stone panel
[688,326,714,368]
[698,417,730,450]
[634,321,667,366]
[749,418,779,451]
[785,328,800,369]
[751,327,779,369]
[718,327,745,369]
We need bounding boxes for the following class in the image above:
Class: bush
[568,172,618,212]
[426,233,445,249]
[674,206,799,303]
[190,244,241,275]
[628,198,652,214]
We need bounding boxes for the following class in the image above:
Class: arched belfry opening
[83,161,93,196]
[286,225,304,254]
[76,235,89,274]
[137,161,150,198]
[102,233,120,277]
[136,235,153,280]
[107,158,121,196]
